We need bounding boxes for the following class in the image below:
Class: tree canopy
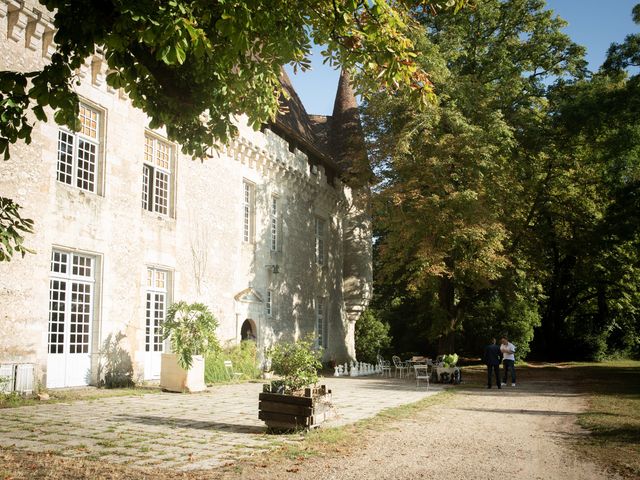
[0,0,466,262]
[0,0,467,160]
[363,0,640,360]
[364,0,585,356]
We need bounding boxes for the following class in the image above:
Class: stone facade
[0,0,372,388]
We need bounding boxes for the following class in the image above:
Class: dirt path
[228,378,620,480]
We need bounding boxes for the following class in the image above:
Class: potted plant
[258,335,333,431]
[160,301,220,393]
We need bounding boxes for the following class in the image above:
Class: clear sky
[285,0,639,116]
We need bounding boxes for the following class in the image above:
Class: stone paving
[0,374,442,471]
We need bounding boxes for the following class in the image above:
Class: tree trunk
[437,266,457,355]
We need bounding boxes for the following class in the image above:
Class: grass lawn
[569,360,640,478]
[0,385,161,409]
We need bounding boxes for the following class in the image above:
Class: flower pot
[258,384,334,431]
[159,353,206,393]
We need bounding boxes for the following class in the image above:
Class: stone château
[0,0,372,388]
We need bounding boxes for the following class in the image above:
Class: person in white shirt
[500,336,516,386]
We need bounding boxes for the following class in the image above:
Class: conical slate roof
[272,69,368,186]
[329,70,368,179]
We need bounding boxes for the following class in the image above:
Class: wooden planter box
[259,385,334,431]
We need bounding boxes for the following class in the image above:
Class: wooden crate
[258,385,333,431]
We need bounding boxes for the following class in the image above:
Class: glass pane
[72,254,93,278]
[50,250,68,274]
[48,279,66,354]
[69,282,91,354]
[142,164,151,210]
[153,170,169,215]
[57,131,74,185]
[79,104,99,139]
[155,140,170,169]
[144,135,154,164]
[76,139,97,192]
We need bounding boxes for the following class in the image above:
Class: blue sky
[285,0,639,116]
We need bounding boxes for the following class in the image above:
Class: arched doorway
[241,319,257,341]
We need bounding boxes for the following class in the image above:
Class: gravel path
[233,378,621,480]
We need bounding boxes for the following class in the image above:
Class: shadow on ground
[111,414,266,434]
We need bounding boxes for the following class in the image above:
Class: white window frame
[56,102,102,194]
[270,195,278,251]
[243,180,255,243]
[315,297,327,349]
[142,133,174,216]
[315,217,326,266]
[145,267,170,353]
[48,249,96,355]
[266,290,273,316]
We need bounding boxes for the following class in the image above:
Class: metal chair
[224,360,243,381]
[377,354,392,377]
[392,355,408,378]
[414,364,430,389]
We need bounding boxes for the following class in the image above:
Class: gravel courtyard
[0,372,624,479]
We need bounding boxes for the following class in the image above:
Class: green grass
[205,341,262,384]
[568,360,640,478]
[0,385,161,409]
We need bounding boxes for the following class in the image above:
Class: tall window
[57,103,101,193]
[243,180,255,243]
[48,250,96,354]
[266,290,273,316]
[142,134,173,216]
[315,217,326,266]
[270,196,278,251]
[316,297,327,348]
[145,267,169,353]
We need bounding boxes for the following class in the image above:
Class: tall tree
[530,4,640,359]
[365,0,586,355]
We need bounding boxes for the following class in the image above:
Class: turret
[331,70,373,359]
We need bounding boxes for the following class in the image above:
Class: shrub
[98,332,134,388]
[267,335,322,394]
[355,308,391,363]
[162,301,220,369]
[205,341,261,383]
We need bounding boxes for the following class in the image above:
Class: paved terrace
[0,375,443,471]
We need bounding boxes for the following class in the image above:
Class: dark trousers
[502,359,516,383]
[486,364,500,388]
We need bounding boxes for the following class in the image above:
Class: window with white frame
[316,297,327,349]
[270,195,278,251]
[266,290,273,316]
[142,134,174,216]
[242,180,255,243]
[145,267,169,353]
[56,103,101,193]
[315,217,326,266]
[48,250,96,354]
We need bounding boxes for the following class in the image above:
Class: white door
[143,268,167,380]
[47,251,94,388]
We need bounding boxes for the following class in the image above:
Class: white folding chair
[377,354,392,377]
[224,360,243,380]
[392,355,408,378]
[414,364,429,389]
